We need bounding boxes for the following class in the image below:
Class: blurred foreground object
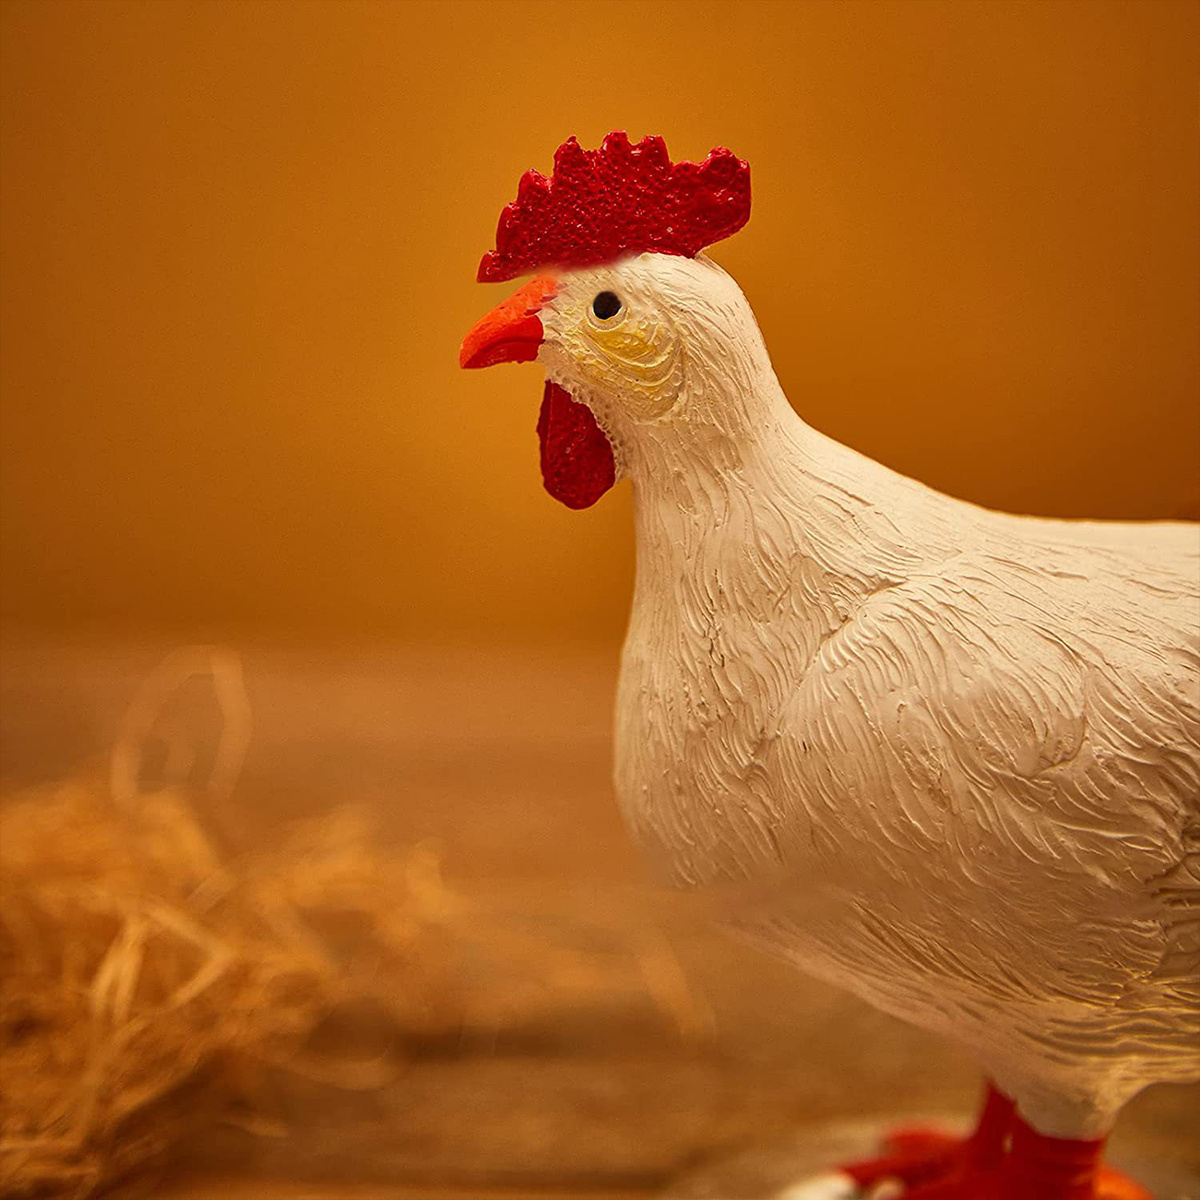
[0,649,703,1199]
[461,132,1200,1200]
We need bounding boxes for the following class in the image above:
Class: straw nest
[0,649,705,1199]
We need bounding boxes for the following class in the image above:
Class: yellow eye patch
[574,311,683,419]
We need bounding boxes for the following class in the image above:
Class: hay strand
[0,648,705,1199]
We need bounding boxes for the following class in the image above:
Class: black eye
[592,291,622,320]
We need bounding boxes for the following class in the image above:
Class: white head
[541,250,780,461]
[463,251,786,508]
[460,133,774,509]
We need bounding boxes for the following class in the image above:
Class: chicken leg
[839,1083,1152,1199]
[839,1083,1012,1193]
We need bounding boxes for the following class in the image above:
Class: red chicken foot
[838,1083,1152,1199]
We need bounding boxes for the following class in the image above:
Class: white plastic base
[775,1172,877,1200]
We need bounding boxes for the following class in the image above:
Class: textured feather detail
[588,254,1200,1136]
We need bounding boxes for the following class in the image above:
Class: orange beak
[459,276,559,370]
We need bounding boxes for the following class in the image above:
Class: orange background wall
[2,0,1197,642]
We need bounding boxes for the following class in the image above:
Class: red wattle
[536,381,616,509]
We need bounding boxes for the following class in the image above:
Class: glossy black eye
[591,291,622,320]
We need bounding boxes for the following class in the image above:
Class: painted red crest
[477,131,751,284]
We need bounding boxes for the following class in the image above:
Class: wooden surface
[158,1183,649,1200]
[3,633,1197,1196]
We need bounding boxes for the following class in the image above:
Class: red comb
[477,131,751,284]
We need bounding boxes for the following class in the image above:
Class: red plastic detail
[536,381,615,509]
[839,1080,1151,1200]
[840,1082,1014,1189]
[901,1173,1005,1199]
[840,1127,962,1190]
[900,1157,1153,1200]
[1007,1119,1150,1200]
[477,131,751,283]
[460,276,559,369]
[967,1084,1017,1170]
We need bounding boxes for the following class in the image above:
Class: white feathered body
[537,252,1200,1140]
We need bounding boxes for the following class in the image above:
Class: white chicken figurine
[460,132,1200,1200]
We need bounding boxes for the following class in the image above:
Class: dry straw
[0,648,705,1198]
